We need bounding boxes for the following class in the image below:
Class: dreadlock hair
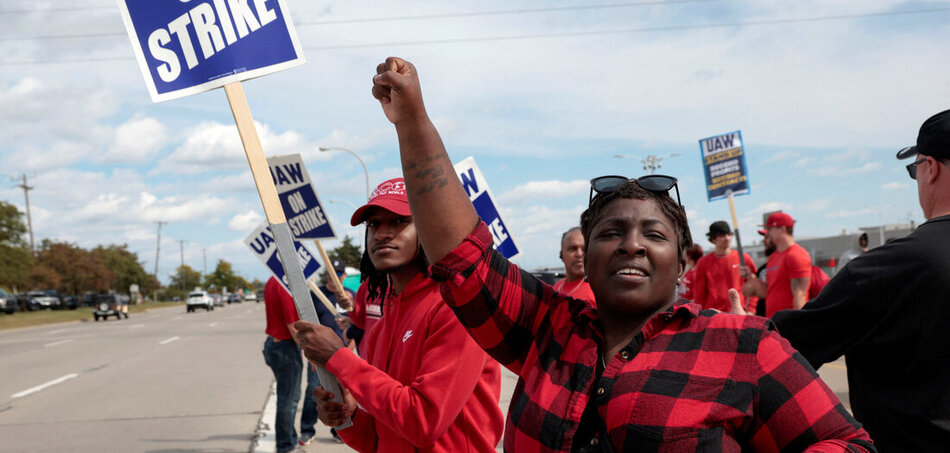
[580,179,692,261]
[358,227,430,301]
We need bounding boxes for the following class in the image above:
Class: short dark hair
[685,244,704,262]
[580,179,692,259]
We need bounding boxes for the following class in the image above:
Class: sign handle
[727,191,746,267]
[313,240,352,311]
[223,82,352,429]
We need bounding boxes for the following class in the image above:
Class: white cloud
[228,210,264,232]
[881,181,910,190]
[101,117,169,164]
[498,180,589,204]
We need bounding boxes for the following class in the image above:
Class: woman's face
[584,197,684,318]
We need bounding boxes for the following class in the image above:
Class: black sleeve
[310,291,345,340]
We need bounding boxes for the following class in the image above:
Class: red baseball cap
[350,177,411,225]
[759,212,795,232]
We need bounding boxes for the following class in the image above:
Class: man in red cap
[291,178,504,452]
[740,212,811,317]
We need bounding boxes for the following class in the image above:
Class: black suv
[92,294,130,321]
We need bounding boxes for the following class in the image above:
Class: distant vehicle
[93,293,130,321]
[255,291,264,303]
[21,290,61,311]
[0,288,17,314]
[243,291,258,303]
[529,270,565,286]
[211,293,225,307]
[62,295,81,310]
[227,294,241,304]
[186,291,214,312]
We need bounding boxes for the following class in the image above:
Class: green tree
[0,201,32,290]
[169,265,203,293]
[329,235,362,268]
[204,259,244,294]
[33,240,113,294]
[92,244,156,294]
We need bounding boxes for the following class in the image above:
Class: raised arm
[372,57,478,263]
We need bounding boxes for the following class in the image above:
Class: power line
[0,0,719,42]
[1,7,948,66]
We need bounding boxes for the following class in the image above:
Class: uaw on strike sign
[454,157,520,259]
[117,0,305,102]
[245,222,321,291]
[699,130,751,201]
[266,154,336,240]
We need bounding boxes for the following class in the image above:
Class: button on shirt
[430,222,875,453]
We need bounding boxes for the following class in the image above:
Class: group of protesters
[264,57,949,452]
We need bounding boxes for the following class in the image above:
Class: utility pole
[152,221,167,302]
[16,174,35,255]
[202,248,207,276]
[179,240,186,292]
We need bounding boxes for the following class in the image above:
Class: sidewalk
[253,367,519,452]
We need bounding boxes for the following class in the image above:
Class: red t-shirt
[553,278,596,306]
[264,277,300,341]
[692,250,757,312]
[765,244,812,317]
[678,267,698,301]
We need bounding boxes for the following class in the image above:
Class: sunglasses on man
[906,157,928,180]
[588,175,681,207]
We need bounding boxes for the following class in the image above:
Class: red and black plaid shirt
[431,222,874,453]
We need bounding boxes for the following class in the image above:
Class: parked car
[211,293,225,307]
[93,293,130,321]
[243,291,258,303]
[227,293,241,304]
[0,288,17,314]
[186,291,214,312]
[20,290,61,310]
[62,295,81,310]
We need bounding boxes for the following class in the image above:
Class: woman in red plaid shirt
[371,56,875,452]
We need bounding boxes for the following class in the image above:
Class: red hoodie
[326,273,504,452]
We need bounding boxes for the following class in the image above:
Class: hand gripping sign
[699,130,752,266]
[118,0,349,427]
[453,157,520,259]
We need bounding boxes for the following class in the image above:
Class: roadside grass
[0,302,184,331]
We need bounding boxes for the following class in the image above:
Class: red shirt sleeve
[786,246,813,280]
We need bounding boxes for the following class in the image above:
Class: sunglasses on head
[906,157,927,180]
[588,174,681,207]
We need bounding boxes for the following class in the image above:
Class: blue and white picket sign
[117,0,305,102]
[245,222,321,292]
[699,130,751,201]
[453,157,520,259]
[266,154,336,240]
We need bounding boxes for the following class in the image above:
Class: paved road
[1,303,851,452]
[0,303,272,452]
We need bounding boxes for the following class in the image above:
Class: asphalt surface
[1,304,851,452]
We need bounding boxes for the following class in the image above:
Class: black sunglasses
[589,174,681,207]
[906,157,927,180]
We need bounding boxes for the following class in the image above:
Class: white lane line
[11,374,79,399]
[208,322,218,327]
[129,324,145,329]
[159,336,180,345]
[49,328,71,335]
[43,339,74,348]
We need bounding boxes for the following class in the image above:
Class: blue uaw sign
[117,0,305,102]
[699,130,751,201]
[454,157,520,259]
[245,222,321,291]
[267,154,336,240]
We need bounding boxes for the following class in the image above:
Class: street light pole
[319,146,370,201]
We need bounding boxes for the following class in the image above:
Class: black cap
[331,259,346,274]
[706,220,732,238]
[897,109,950,160]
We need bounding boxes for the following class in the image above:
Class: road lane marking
[43,339,74,348]
[159,336,180,345]
[129,324,145,329]
[49,328,71,335]
[208,322,218,327]
[11,374,79,399]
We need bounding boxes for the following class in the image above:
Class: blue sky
[1,1,946,285]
